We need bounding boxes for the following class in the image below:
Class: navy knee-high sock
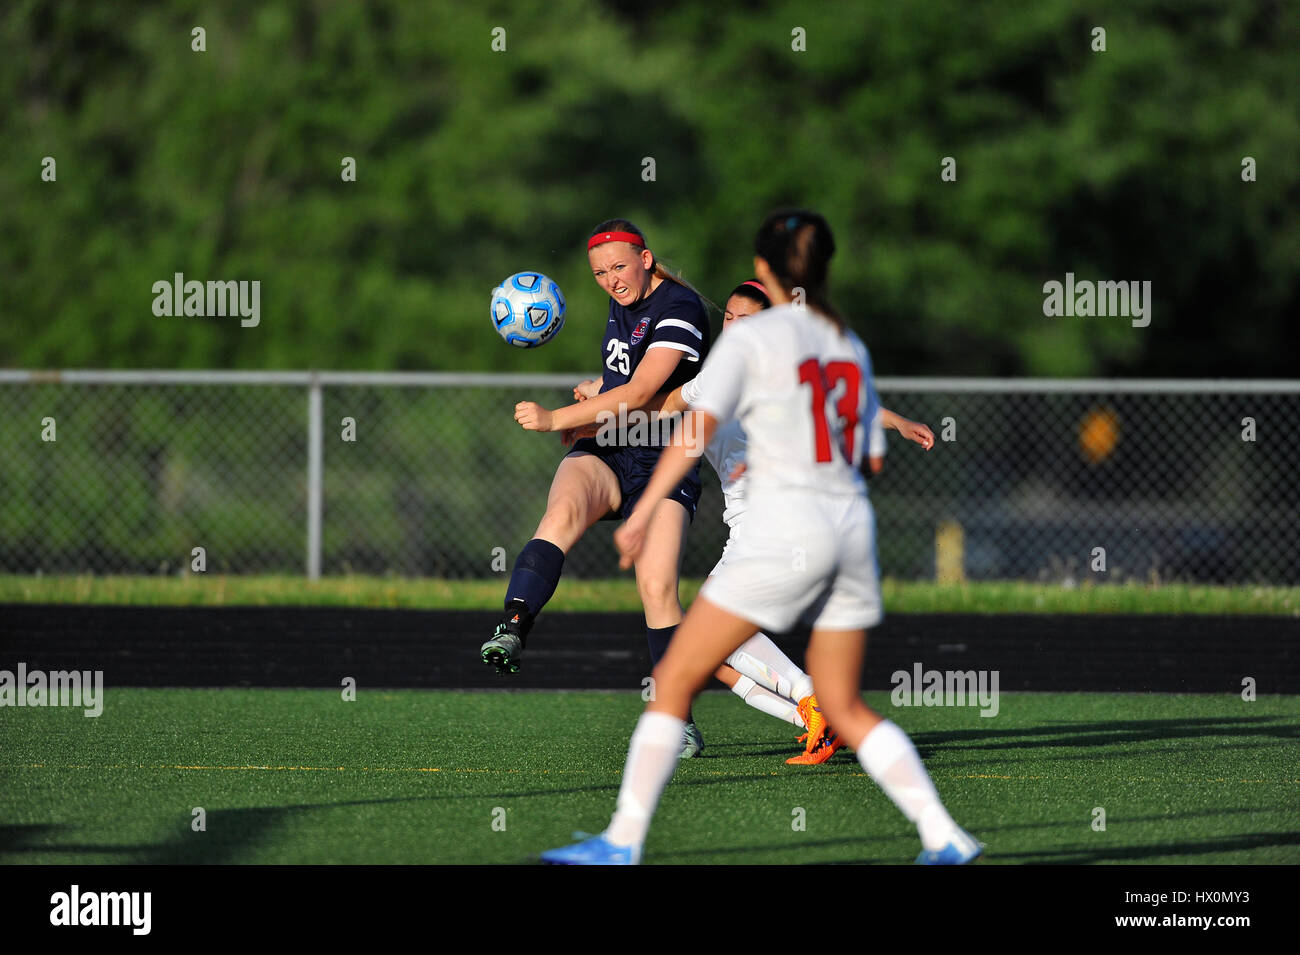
[645,625,675,667]
[504,539,565,614]
[646,624,694,724]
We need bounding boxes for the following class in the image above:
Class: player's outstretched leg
[482,454,618,674]
[542,597,759,864]
[805,626,982,864]
[727,633,813,703]
[481,540,559,673]
[721,632,844,763]
[634,500,702,758]
[724,673,803,726]
[646,623,702,757]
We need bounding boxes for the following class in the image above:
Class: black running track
[1,605,1297,693]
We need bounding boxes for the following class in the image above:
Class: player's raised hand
[614,513,649,569]
[899,420,935,450]
[515,401,554,432]
[573,379,601,401]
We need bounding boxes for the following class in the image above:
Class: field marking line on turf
[5,763,598,774]
[4,763,603,775]
[5,763,441,773]
[6,763,783,777]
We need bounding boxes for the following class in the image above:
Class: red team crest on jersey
[629,316,651,346]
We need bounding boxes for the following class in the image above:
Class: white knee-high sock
[606,711,685,851]
[726,633,814,702]
[855,720,958,851]
[731,675,804,726]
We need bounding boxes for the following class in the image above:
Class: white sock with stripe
[726,633,814,703]
[731,675,804,726]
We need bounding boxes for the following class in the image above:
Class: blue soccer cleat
[541,832,639,865]
[916,828,983,865]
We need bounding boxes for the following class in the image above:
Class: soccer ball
[490,272,566,348]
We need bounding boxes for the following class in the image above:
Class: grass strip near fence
[1,575,1296,615]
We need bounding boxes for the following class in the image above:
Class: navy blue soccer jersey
[568,276,710,515]
[598,278,710,397]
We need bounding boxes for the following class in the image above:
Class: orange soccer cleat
[786,730,844,764]
[785,694,845,765]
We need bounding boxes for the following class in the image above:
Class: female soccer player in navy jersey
[542,210,980,865]
[481,219,713,756]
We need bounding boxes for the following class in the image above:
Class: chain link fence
[1,371,1296,584]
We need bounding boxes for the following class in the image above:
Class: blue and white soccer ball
[490,272,566,348]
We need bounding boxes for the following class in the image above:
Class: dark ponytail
[754,209,845,331]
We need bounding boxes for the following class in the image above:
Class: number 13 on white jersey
[797,358,864,465]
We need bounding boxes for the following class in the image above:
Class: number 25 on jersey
[606,340,631,375]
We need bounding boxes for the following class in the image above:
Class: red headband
[741,280,767,294]
[588,230,645,250]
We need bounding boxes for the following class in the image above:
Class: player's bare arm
[639,384,688,416]
[573,376,603,401]
[560,376,607,444]
[880,407,934,449]
[515,347,685,432]
[602,384,685,445]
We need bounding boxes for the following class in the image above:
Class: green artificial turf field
[3,688,1297,864]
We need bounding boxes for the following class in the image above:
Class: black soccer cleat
[481,598,535,674]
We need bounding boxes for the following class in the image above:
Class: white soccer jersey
[681,375,749,526]
[687,305,882,501]
[689,306,886,632]
[869,406,885,458]
[681,378,884,530]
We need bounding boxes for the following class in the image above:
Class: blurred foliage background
[2,0,1298,377]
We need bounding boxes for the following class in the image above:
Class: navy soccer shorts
[567,438,703,522]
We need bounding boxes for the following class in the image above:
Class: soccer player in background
[542,209,981,864]
[648,278,936,764]
[483,219,713,757]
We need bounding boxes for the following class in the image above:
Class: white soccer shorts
[700,488,882,633]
